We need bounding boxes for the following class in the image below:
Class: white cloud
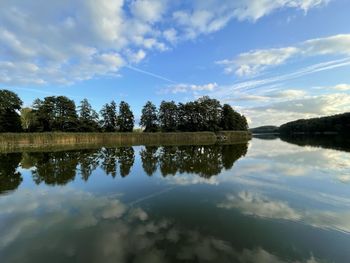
[163,28,178,44]
[0,0,329,85]
[127,49,147,63]
[242,93,350,127]
[218,191,301,220]
[218,191,350,234]
[130,0,167,23]
[219,34,350,76]
[217,47,299,76]
[172,0,328,39]
[166,82,218,94]
[333,84,350,91]
[1,188,324,263]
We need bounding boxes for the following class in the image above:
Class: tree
[53,96,79,131]
[78,99,99,132]
[0,90,23,132]
[32,98,53,131]
[20,107,38,132]
[197,96,222,131]
[32,96,79,132]
[220,104,248,131]
[100,101,117,132]
[159,101,178,132]
[177,101,201,132]
[140,101,158,132]
[118,101,134,132]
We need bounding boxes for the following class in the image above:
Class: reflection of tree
[117,147,135,177]
[280,134,350,153]
[140,146,159,176]
[156,144,248,178]
[78,149,100,181]
[221,144,248,170]
[99,148,118,177]
[176,145,223,178]
[30,151,80,185]
[0,153,22,194]
[159,146,178,176]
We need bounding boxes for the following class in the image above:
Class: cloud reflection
[218,191,350,234]
[0,188,322,263]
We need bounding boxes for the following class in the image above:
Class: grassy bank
[0,131,251,151]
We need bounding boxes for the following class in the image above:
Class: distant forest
[0,89,248,133]
[279,113,350,134]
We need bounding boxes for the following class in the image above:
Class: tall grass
[0,131,251,151]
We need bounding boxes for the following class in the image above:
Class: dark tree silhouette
[159,101,178,132]
[30,151,79,185]
[0,153,23,194]
[118,101,134,132]
[78,99,99,132]
[140,101,159,132]
[0,90,23,132]
[117,147,135,177]
[100,101,118,132]
[140,146,159,176]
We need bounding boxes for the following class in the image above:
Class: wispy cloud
[218,34,350,77]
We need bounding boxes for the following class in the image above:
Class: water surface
[1,137,350,262]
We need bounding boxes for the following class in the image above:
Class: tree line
[0,143,248,193]
[279,112,350,135]
[0,89,248,133]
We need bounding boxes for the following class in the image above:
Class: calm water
[1,137,350,263]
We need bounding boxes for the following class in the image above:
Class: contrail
[126,65,177,84]
[128,186,176,206]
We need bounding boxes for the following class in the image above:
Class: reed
[0,131,251,151]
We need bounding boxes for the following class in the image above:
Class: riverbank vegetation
[0,131,251,151]
[0,89,248,133]
[250,112,350,135]
[279,112,350,134]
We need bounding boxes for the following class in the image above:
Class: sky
[1,0,350,127]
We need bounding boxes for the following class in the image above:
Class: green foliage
[100,101,118,132]
[78,99,99,132]
[140,101,158,132]
[221,104,248,131]
[0,89,249,133]
[118,101,134,132]
[20,107,39,132]
[159,101,178,132]
[279,113,350,134]
[0,90,23,132]
[32,96,79,132]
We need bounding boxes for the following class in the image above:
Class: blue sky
[1,0,350,127]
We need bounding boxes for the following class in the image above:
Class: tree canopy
[0,89,249,133]
[0,90,23,132]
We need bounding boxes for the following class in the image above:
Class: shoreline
[0,131,251,151]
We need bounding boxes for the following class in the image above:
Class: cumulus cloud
[218,34,350,76]
[218,191,350,234]
[0,0,329,85]
[218,191,301,220]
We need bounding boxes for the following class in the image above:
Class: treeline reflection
[279,134,350,152]
[0,144,248,193]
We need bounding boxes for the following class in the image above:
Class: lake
[0,136,350,263]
